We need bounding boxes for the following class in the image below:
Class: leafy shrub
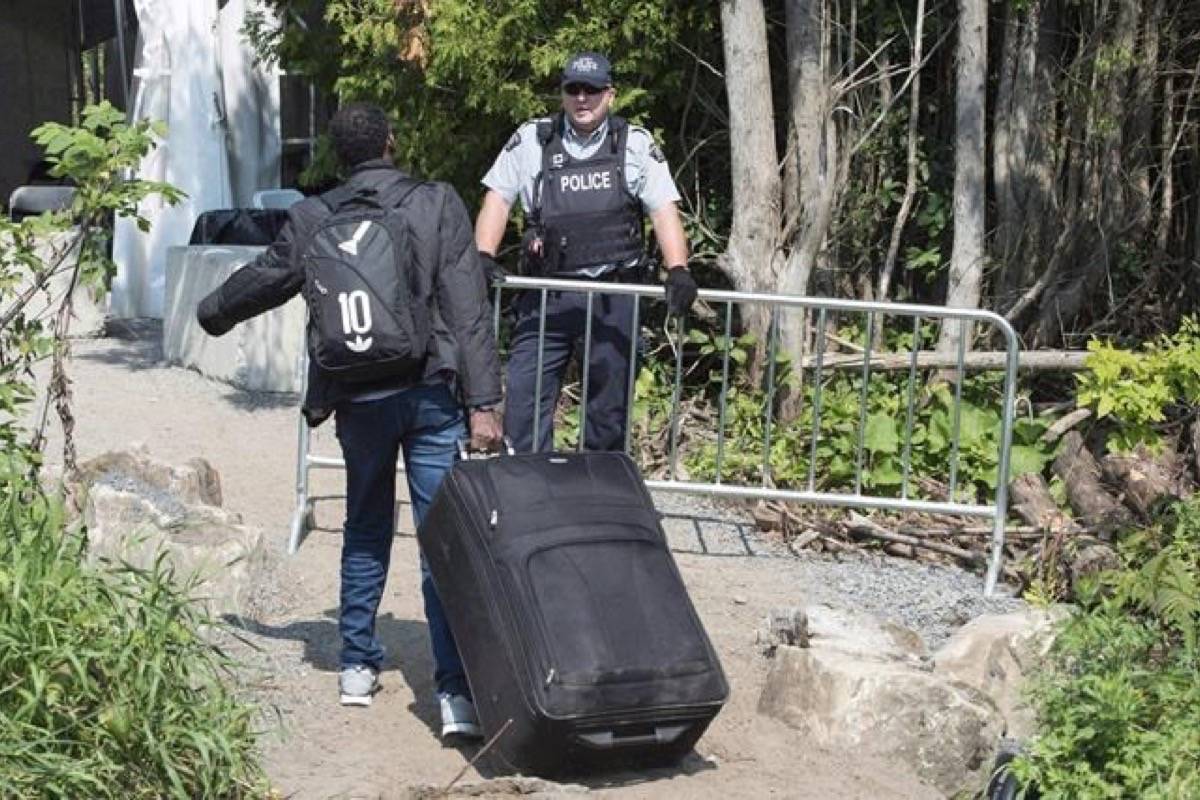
[1076,317,1200,452]
[0,474,267,798]
[1011,497,1200,798]
[0,104,265,798]
[667,324,1053,501]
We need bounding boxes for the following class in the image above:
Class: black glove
[479,251,506,286]
[664,267,698,316]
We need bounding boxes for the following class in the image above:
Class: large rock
[758,604,1003,796]
[803,604,928,662]
[76,448,224,507]
[932,608,1067,740]
[73,447,266,617]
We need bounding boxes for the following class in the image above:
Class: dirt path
[39,326,943,799]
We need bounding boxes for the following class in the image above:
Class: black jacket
[196,160,502,426]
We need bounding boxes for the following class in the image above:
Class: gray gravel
[652,488,1025,651]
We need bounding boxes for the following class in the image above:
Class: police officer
[475,51,698,453]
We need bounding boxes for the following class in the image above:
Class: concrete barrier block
[163,245,306,393]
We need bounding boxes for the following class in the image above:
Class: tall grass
[0,470,267,799]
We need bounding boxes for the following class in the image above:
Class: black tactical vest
[530,114,645,274]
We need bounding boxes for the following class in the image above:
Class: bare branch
[848,26,952,157]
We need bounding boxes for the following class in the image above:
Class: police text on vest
[560,172,613,193]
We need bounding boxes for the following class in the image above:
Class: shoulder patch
[504,130,522,152]
[628,126,666,162]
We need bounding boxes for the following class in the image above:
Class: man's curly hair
[329,103,391,168]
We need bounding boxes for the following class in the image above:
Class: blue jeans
[334,382,469,697]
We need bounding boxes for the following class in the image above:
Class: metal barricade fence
[289,275,1020,597]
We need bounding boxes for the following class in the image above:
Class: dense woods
[251,0,1200,352]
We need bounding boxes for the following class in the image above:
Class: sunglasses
[562,83,607,96]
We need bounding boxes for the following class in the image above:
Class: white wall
[110,0,281,319]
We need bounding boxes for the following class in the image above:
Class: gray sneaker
[339,665,379,707]
[439,692,482,739]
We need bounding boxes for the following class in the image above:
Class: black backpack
[299,181,428,382]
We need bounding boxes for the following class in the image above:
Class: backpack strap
[318,177,424,216]
[383,178,424,211]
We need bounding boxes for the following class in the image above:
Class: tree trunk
[1101,450,1182,518]
[1191,419,1200,481]
[778,0,840,416]
[780,0,836,303]
[993,0,1056,303]
[718,0,782,373]
[1034,0,1144,344]
[938,0,987,354]
[1010,472,1079,533]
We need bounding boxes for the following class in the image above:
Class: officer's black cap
[561,52,612,89]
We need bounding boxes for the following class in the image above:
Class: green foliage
[1,102,183,479]
[1075,317,1200,451]
[594,317,1054,502]
[1011,497,1200,798]
[831,88,953,299]
[30,103,183,283]
[0,475,267,798]
[904,191,949,281]
[682,360,1050,500]
[0,106,262,797]
[245,0,726,259]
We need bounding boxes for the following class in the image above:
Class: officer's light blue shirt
[482,116,681,216]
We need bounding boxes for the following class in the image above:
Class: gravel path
[655,490,1024,650]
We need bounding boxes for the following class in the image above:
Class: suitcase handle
[456,436,515,461]
[573,723,689,750]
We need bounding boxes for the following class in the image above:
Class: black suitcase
[419,451,728,777]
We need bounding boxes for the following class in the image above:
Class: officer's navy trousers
[504,287,637,453]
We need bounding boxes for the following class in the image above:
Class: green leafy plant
[1075,317,1200,452]
[0,485,267,798]
[0,106,263,798]
[2,101,183,477]
[647,321,1055,501]
[1011,497,1200,798]
[246,0,722,212]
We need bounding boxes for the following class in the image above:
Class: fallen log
[1052,432,1133,539]
[1101,447,1183,518]
[1009,473,1080,533]
[799,350,1089,373]
[1041,408,1092,443]
[789,529,822,550]
[893,525,1045,539]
